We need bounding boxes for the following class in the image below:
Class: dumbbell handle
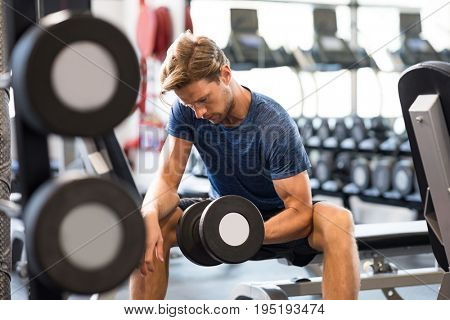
[0,72,10,89]
[0,199,22,219]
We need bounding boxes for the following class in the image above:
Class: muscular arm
[141,135,192,219]
[263,170,313,244]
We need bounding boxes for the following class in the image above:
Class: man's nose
[194,106,207,119]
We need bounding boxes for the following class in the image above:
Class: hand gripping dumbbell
[176,195,265,266]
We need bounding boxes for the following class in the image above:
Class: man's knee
[313,203,355,244]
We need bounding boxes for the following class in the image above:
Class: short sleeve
[263,117,311,180]
[166,101,195,142]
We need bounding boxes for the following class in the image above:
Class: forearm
[263,206,313,244]
[141,176,180,220]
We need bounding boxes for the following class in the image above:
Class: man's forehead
[175,80,212,103]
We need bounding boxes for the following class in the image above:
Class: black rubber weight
[176,200,221,266]
[199,195,264,264]
[24,174,145,294]
[11,12,140,136]
[352,158,371,190]
[393,159,414,196]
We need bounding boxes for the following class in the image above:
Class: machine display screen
[407,38,432,53]
[321,36,345,51]
[238,34,264,49]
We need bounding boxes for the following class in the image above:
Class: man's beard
[210,94,234,125]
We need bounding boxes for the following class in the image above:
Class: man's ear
[220,65,232,85]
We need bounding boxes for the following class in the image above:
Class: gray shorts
[178,197,319,267]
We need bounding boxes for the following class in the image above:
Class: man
[130,31,360,300]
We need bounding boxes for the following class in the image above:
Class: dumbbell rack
[6,7,146,299]
[305,144,423,213]
[183,143,422,213]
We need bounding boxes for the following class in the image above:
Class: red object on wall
[154,7,173,61]
[137,0,156,57]
[185,4,193,32]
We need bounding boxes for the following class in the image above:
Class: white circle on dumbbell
[219,213,250,246]
[395,170,410,191]
[59,203,123,271]
[51,41,118,112]
[353,167,367,186]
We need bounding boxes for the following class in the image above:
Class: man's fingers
[140,262,147,276]
[145,247,155,272]
[157,239,165,262]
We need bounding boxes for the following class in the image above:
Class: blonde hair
[160,31,230,95]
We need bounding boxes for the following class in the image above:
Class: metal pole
[0,0,12,300]
[350,0,358,115]
[35,0,43,20]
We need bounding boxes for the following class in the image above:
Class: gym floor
[10,249,439,300]
[10,196,441,300]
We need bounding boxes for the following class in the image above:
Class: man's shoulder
[172,99,187,112]
[171,99,195,121]
[252,91,291,123]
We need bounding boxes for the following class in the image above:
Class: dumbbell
[369,117,391,139]
[379,118,406,152]
[341,116,367,149]
[12,12,140,137]
[350,156,374,191]
[351,117,367,144]
[399,140,412,153]
[308,149,321,170]
[317,118,331,141]
[335,119,349,141]
[359,117,390,151]
[371,157,396,194]
[380,133,402,152]
[297,117,315,144]
[405,173,421,202]
[323,118,349,148]
[315,152,353,192]
[335,152,353,174]
[315,151,335,185]
[307,149,321,190]
[333,152,354,187]
[177,196,265,266]
[24,174,145,294]
[392,158,416,197]
[307,118,330,147]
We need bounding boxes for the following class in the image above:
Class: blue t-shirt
[166,88,311,211]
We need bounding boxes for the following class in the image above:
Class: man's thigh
[250,237,319,267]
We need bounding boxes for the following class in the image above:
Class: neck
[222,80,251,126]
